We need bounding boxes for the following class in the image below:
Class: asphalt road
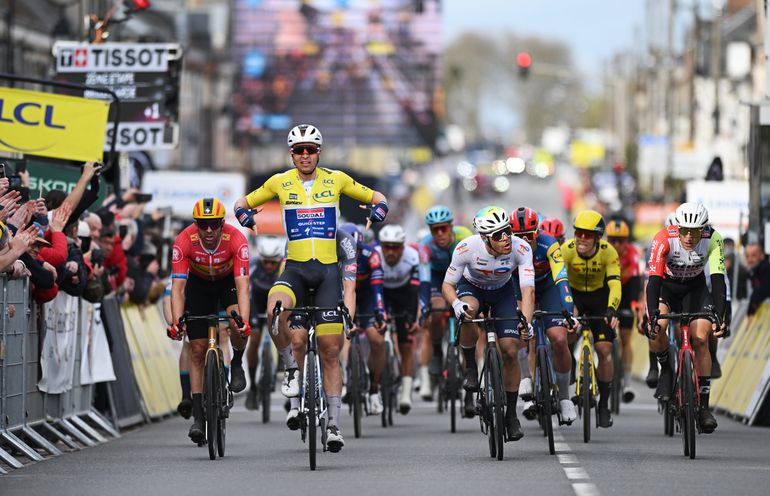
[1,382,769,496]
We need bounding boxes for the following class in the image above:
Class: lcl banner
[0,87,109,162]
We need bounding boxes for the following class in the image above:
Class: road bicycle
[345,312,380,438]
[424,307,464,432]
[381,311,409,428]
[179,310,242,460]
[573,315,606,444]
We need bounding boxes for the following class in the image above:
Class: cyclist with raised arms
[233,124,388,452]
[417,206,473,405]
[561,210,621,428]
[168,198,251,444]
[443,206,535,442]
[378,224,421,414]
[645,202,727,434]
[245,236,284,410]
[509,207,577,424]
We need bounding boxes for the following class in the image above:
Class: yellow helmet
[606,220,629,238]
[192,198,226,220]
[573,210,606,235]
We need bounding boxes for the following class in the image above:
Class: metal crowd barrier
[0,278,120,472]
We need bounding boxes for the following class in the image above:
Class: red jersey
[618,242,640,285]
[172,223,250,281]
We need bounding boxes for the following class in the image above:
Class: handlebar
[179,310,245,326]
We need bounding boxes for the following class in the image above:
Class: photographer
[57,221,89,297]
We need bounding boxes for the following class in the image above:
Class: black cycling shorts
[572,286,616,343]
[618,277,641,329]
[383,286,418,344]
[271,260,343,336]
[660,273,713,315]
[184,273,237,340]
[250,288,269,330]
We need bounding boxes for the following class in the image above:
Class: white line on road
[564,467,590,480]
[552,424,603,496]
[572,482,601,496]
[557,453,579,464]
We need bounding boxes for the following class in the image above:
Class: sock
[556,371,571,400]
[192,393,203,421]
[623,371,631,389]
[432,341,443,360]
[180,371,191,399]
[461,346,477,369]
[506,391,518,417]
[699,376,711,408]
[290,396,300,410]
[518,348,531,378]
[231,348,244,368]
[327,395,341,427]
[369,380,379,395]
[598,381,611,409]
[279,345,298,370]
[656,348,670,368]
[649,351,658,370]
[249,366,258,390]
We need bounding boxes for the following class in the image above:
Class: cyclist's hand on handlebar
[237,321,251,338]
[713,321,727,338]
[452,299,472,321]
[562,314,579,332]
[519,322,534,341]
[605,307,619,330]
[167,322,184,341]
[645,311,661,339]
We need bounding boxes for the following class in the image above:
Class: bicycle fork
[675,326,701,431]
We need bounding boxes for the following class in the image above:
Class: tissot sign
[55,43,170,72]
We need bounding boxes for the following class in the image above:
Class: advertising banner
[142,170,247,218]
[0,87,109,162]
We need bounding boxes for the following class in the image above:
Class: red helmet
[540,217,565,239]
[509,207,539,233]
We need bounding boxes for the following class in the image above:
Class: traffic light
[516,51,531,80]
[130,0,151,11]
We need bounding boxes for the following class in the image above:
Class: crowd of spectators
[0,160,170,309]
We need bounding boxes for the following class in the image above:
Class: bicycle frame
[574,327,598,401]
[532,318,557,402]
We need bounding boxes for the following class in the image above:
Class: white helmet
[473,206,509,234]
[379,224,406,244]
[664,212,677,227]
[674,202,709,229]
[257,236,284,260]
[287,124,323,148]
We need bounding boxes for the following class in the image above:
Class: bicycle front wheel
[681,353,696,459]
[611,342,622,415]
[538,348,555,455]
[381,342,393,428]
[486,348,505,461]
[581,347,592,444]
[205,350,219,460]
[260,343,273,423]
[350,344,363,439]
[307,350,318,470]
[447,347,459,433]
[217,359,227,458]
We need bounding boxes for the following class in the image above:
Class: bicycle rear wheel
[217,361,227,458]
[538,348,555,455]
[350,344,363,439]
[381,342,393,428]
[681,353,696,459]
[664,400,675,437]
[581,347,592,444]
[260,343,273,424]
[307,350,318,470]
[487,348,505,461]
[205,350,218,460]
[447,347,459,433]
[611,341,622,415]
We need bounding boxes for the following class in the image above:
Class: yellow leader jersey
[561,238,622,310]
[245,167,374,264]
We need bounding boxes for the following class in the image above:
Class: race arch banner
[0,87,109,162]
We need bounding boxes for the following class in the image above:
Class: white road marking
[564,467,590,480]
[557,453,579,464]
[554,426,603,496]
[572,483,601,496]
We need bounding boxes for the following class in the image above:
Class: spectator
[37,203,72,268]
[58,221,88,297]
[24,223,59,304]
[100,227,129,292]
[724,237,748,300]
[78,220,107,304]
[745,242,770,319]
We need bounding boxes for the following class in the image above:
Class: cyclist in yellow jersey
[561,210,621,428]
[233,124,388,452]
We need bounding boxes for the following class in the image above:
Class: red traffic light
[131,0,151,10]
[516,52,532,69]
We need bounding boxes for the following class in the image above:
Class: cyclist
[540,217,566,245]
[645,203,728,434]
[443,206,535,441]
[245,236,285,410]
[340,222,387,415]
[167,198,251,444]
[606,219,642,404]
[378,224,421,414]
[509,207,577,424]
[286,226,358,430]
[233,124,388,452]
[561,210,621,428]
[417,205,473,408]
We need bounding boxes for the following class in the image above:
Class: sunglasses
[608,236,626,244]
[381,243,404,251]
[679,227,703,237]
[291,145,320,155]
[574,229,596,239]
[430,224,451,235]
[262,259,281,266]
[196,219,224,231]
[514,230,537,241]
[489,226,512,242]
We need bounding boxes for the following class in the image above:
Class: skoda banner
[0,87,109,162]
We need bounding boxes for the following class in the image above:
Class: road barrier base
[57,418,95,447]
[88,409,120,438]
[21,425,62,456]
[1,431,44,462]
[0,446,23,469]
[70,416,107,443]
[41,421,80,450]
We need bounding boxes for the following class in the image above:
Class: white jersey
[444,235,535,291]
[382,245,420,289]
